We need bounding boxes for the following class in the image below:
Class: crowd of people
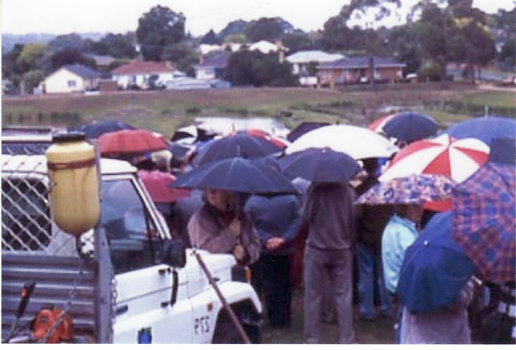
[120,131,513,345]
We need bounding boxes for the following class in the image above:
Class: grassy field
[2,82,514,137]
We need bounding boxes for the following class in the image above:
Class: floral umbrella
[355,174,456,205]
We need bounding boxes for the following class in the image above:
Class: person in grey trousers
[302,182,356,344]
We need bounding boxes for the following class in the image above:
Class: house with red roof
[111,60,176,89]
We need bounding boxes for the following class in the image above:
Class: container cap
[52,132,86,143]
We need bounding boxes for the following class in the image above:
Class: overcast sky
[2,0,514,37]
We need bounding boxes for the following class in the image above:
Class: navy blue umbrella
[382,112,438,143]
[287,122,330,143]
[74,120,135,139]
[193,131,283,166]
[396,211,477,314]
[170,157,297,195]
[278,147,361,183]
[443,116,516,146]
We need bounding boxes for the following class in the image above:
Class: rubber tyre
[211,321,245,344]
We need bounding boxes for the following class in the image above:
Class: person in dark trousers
[302,182,356,344]
[245,194,302,327]
[354,158,393,321]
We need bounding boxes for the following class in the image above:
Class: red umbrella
[138,170,190,203]
[98,129,168,155]
[368,114,395,133]
[242,128,290,148]
[379,134,490,211]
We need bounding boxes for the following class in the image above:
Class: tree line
[2,0,515,93]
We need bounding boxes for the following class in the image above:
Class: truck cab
[1,144,262,343]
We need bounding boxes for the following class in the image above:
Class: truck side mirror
[161,239,186,268]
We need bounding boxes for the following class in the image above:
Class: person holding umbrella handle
[188,188,260,265]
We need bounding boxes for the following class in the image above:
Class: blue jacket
[244,194,302,255]
[381,214,419,293]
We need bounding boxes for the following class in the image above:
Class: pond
[193,116,291,137]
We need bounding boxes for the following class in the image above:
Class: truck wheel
[212,321,244,344]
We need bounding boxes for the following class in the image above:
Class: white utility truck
[1,131,262,344]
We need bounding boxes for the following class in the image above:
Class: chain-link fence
[1,154,113,343]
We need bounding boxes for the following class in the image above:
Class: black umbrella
[73,120,135,139]
[278,147,361,183]
[170,157,297,195]
[287,122,330,143]
[193,131,283,166]
[382,112,438,143]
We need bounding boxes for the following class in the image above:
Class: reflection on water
[194,116,290,137]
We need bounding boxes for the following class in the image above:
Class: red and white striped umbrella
[379,134,490,211]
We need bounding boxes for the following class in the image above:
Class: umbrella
[380,135,490,183]
[355,174,456,205]
[451,160,515,283]
[381,112,438,143]
[443,116,516,146]
[287,122,330,142]
[379,135,490,211]
[396,211,477,313]
[97,129,168,155]
[170,157,297,195]
[137,170,190,203]
[285,125,399,160]
[74,120,135,139]
[278,147,361,183]
[243,128,290,148]
[368,114,394,133]
[193,130,284,166]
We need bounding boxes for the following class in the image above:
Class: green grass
[2,84,514,136]
[460,90,515,108]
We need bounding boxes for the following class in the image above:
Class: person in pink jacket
[188,188,260,265]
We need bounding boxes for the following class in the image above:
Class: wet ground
[262,288,397,344]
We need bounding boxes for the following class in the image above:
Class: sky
[2,0,514,37]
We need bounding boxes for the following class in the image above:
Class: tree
[252,55,297,87]
[224,50,297,87]
[340,0,401,23]
[388,24,422,75]
[223,33,247,44]
[47,33,89,53]
[245,17,285,43]
[161,42,198,76]
[48,49,96,73]
[412,2,456,85]
[219,20,249,41]
[281,33,313,54]
[460,21,496,81]
[23,70,44,93]
[320,15,354,51]
[16,44,47,72]
[499,38,516,71]
[94,33,137,59]
[200,29,222,45]
[136,5,186,61]
[224,50,258,86]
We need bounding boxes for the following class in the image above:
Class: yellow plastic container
[45,133,100,237]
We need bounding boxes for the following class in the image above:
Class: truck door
[100,177,193,344]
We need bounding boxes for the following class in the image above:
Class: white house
[195,51,231,80]
[249,40,280,54]
[43,64,101,94]
[286,50,345,75]
[110,61,175,89]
